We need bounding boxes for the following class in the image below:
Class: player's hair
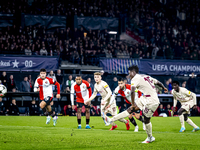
[128,65,139,73]
[94,72,101,76]
[118,78,125,82]
[40,68,46,72]
[172,81,179,85]
[76,75,82,78]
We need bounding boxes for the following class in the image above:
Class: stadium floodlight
[108,31,117,34]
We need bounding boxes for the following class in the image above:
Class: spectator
[7,99,19,116]
[0,71,7,86]
[47,70,57,91]
[29,100,39,116]
[165,104,172,116]
[66,75,74,92]
[40,46,48,56]
[181,81,187,88]
[90,104,96,116]
[7,75,16,91]
[187,73,197,93]
[28,75,34,92]
[25,46,32,55]
[0,97,5,115]
[66,104,72,116]
[158,104,167,117]
[110,77,118,92]
[87,78,94,92]
[20,77,30,92]
[56,69,63,91]
[126,75,131,84]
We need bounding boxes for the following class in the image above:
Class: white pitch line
[0,125,199,135]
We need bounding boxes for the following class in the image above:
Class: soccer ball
[0,84,7,97]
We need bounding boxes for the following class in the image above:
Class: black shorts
[76,102,90,108]
[40,97,53,106]
[134,109,141,114]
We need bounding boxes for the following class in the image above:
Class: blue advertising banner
[100,58,200,75]
[0,56,58,71]
[99,58,140,74]
[140,59,200,75]
[22,14,66,30]
[74,16,119,31]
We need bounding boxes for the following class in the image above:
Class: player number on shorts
[144,77,155,89]
[144,107,149,114]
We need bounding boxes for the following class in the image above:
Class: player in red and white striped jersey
[70,75,92,129]
[34,69,60,126]
[108,78,145,132]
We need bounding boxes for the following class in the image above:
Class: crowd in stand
[127,0,200,60]
[0,0,199,66]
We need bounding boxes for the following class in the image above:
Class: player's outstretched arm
[54,81,60,98]
[85,88,98,104]
[155,81,168,93]
[131,86,136,107]
[173,98,177,112]
[191,92,197,109]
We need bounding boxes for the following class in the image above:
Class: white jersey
[87,80,112,104]
[131,74,160,104]
[172,87,196,107]
[34,77,55,100]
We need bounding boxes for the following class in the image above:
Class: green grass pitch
[0,116,200,150]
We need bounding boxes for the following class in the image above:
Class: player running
[172,81,199,132]
[34,68,60,126]
[108,78,145,132]
[84,72,130,131]
[104,65,168,143]
[70,75,92,129]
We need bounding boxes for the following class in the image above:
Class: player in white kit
[104,65,168,143]
[172,80,199,132]
[108,78,146,132]
[84,72,130,130]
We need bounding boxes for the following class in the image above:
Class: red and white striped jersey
[111,84,142,104]
[34,77,60,100]
[70,80,92,105]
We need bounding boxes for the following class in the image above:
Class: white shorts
[135,96,159,118]
[181,101,194,114]
[101,101,117,116]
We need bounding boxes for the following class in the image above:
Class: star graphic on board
[12,59,19,68]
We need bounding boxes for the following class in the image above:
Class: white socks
[118,118,127,124]
[111,110,130,122]
[145,122,152,137]
[186,118,198,128]
[179,115,185,128]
